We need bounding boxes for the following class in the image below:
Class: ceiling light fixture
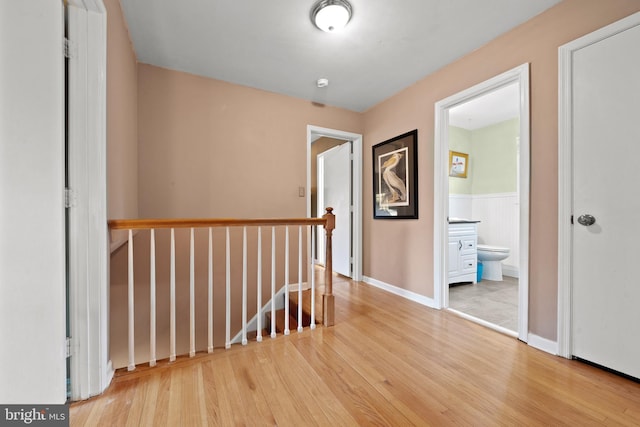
[311,0,352,33]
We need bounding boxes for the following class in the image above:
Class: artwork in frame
[449,150,468,178]
[372,129,418,219]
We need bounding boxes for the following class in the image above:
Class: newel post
[322,207,336,326]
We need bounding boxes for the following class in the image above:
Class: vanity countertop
[448,218,481,224]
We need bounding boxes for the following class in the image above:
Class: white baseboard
[527,333,558,355]
[103,360,114,393]
[362,276,437,309]
[502,265,519,278]
[363,276,560,357]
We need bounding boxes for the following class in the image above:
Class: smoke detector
[317,78,329,88]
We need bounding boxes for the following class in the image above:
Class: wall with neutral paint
[105,0,138,223]
[362,0,640,341]
[136,64,363,219]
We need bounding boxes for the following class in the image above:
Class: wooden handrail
[109,217,328,230]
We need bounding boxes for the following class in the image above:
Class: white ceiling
[449,82,520,130]
[120,0,561,113]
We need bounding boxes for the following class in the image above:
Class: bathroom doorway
[433,64,530,341]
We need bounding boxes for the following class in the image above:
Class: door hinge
[65,188,76,208]
[63,37,76,59]
[570,215,574,225]
[66,337,72,358]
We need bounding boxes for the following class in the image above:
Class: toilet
[476,244,510,281]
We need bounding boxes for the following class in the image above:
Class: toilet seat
[477,244,509,253]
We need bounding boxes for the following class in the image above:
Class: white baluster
[270,227,276,339]
[150,229,156,366]
[127,229,135,371]
[284,226,290,336]
[310,226,316,330]
[208,227,213,353]
[256,226,263,342]
[170,228,176,362]
[298,225,303,332]
[189,227,195,357]
[242,226,248,346]
[225,227,231,349]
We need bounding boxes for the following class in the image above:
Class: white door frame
[307,125,363,281]
[67,0,112,399]
[557,12,640,359]
[433,64,530,342]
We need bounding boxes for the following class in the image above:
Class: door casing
[66,0,111,400]
[434,64,530,342]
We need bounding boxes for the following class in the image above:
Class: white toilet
[477,244,510,281]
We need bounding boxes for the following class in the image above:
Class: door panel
[319,143,351,277]
[572,22,640,378]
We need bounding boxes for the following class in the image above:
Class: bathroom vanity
[448,220,479,284]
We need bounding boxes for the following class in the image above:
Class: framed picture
[372,130,418,219]
[449,151,468,178]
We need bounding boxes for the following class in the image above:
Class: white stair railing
[109,209,336,371]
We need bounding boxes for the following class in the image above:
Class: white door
[317,142,352,277]
[571,19,640,379]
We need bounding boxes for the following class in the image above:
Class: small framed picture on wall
[449,151,468,178]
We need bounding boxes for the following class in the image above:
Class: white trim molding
[363,276,437,309]
[67,0,112,400]
[527,334,558,356]
[557,11,640,360]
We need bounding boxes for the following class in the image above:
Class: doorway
[317,141,352,276]
[307,125,363,281]
[558,12,640,379]
[434,64,530,341]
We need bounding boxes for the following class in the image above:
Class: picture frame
[372,130,418,219]
[449,150,468,178]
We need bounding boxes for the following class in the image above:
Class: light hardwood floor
[71,275,640,426]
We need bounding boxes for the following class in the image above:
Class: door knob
[577,214,596,226]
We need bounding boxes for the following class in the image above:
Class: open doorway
[433,64,530,341]
[307,125,363,281]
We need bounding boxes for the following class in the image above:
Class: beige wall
[362,0,640,340]
[137,64,363,219]
[105,0,138,221]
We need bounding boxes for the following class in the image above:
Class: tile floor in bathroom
[448,275,518,332]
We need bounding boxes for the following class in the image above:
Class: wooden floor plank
[70,274,640,426]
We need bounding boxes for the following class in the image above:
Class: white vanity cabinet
[448,221,478,284]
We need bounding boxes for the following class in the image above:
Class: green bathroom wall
[470,118,518,194]
[449,118,518,195]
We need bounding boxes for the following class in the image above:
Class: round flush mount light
[311,0,352,33]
